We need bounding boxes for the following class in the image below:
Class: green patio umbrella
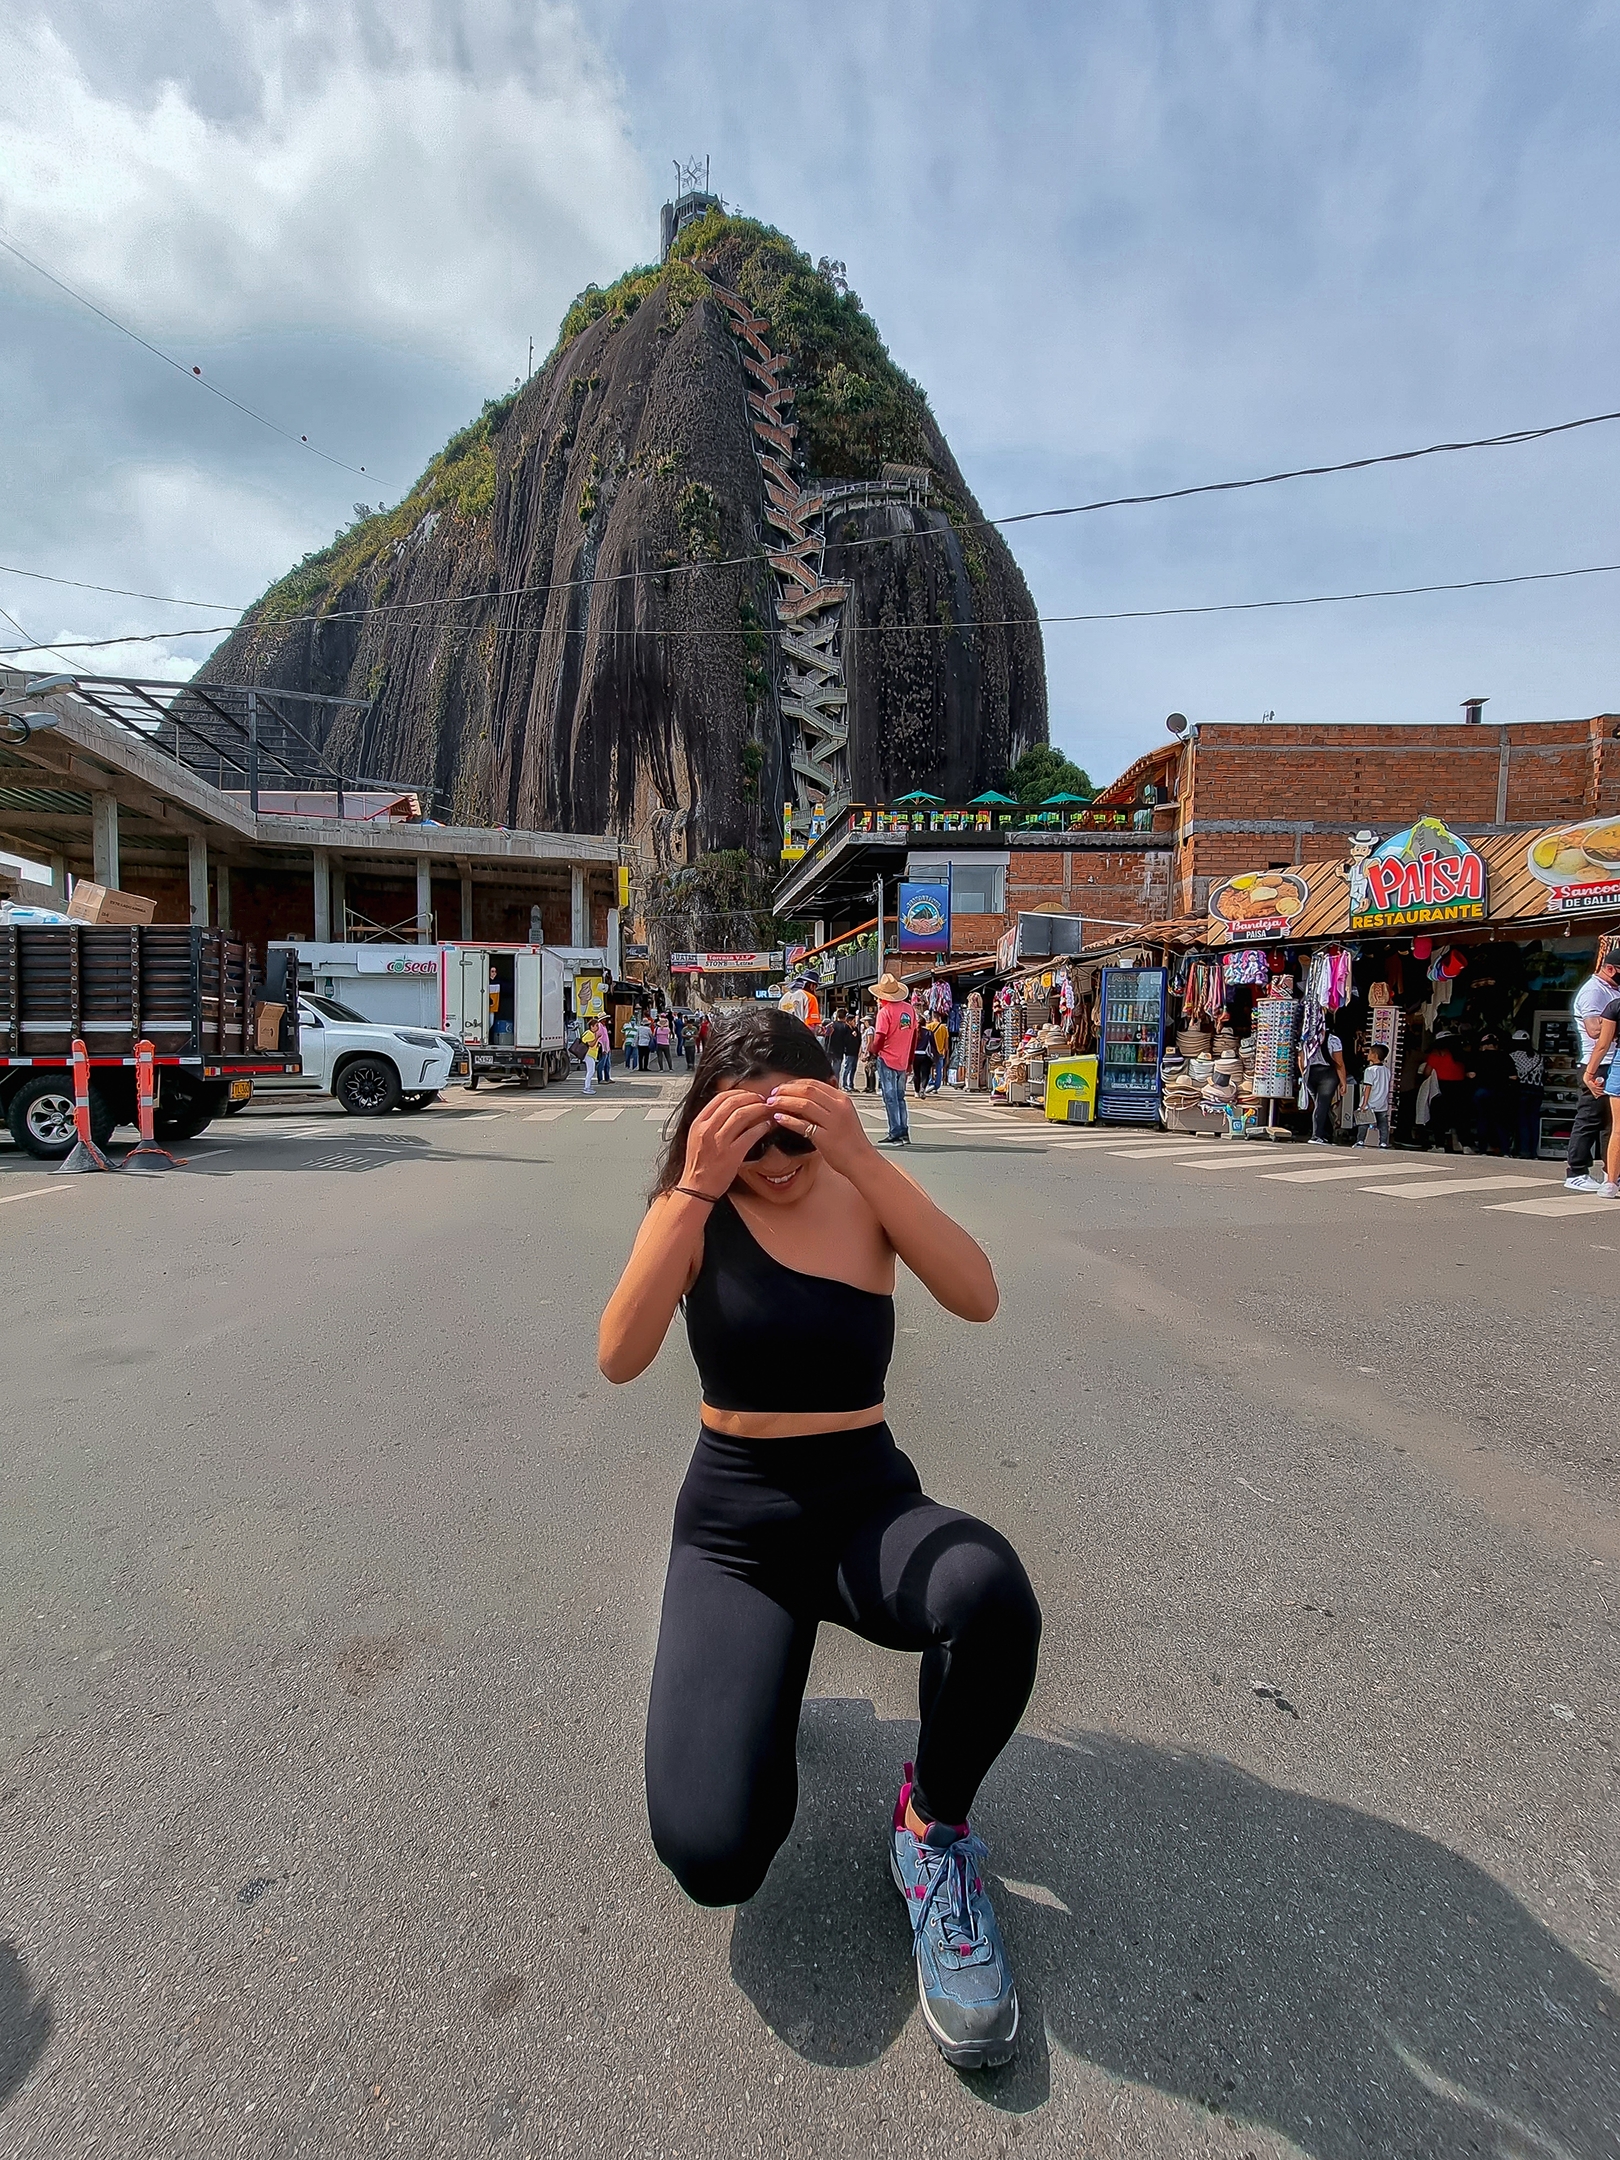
[967,789,1018,805]
[1039,791,1092,805]
[892,788,944,804]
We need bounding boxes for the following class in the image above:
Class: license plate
[229,1079,253,1102]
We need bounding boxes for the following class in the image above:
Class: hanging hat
[1442,950,1465,977]
[1511,1029,1530,1042]
[872,972,909,1001]
[1412,936,1433,959]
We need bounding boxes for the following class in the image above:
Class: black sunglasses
[744,1124,817,1162]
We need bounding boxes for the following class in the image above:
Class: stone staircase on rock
[710,284,929,830]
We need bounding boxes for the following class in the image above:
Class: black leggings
[645,1422,1041,1908]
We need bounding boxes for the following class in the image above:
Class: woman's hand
[682,1088,776,1197]
[764,1078,873,1179]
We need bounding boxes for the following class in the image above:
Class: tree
[1006,744,1093,803]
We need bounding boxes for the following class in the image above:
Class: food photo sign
[896,881,951,953]
[1348,819,1486,931]
[1526,816,1620,914]
[1206,869,1309,942]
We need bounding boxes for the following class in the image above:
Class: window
[908,854,1007,914]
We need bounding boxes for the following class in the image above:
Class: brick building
[770,710,1620,968]
[1162,714,1620,913]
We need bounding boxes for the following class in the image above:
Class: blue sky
[3,0,1619,804]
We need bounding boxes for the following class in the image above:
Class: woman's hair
[651,1006,833,1199]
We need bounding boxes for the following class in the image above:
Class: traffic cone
[56,1037,118,1173]
[123,1039,184,1173]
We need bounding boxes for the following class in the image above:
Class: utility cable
[0,227,385,488]
[5,556,1620,661]
[7,397,1620,634]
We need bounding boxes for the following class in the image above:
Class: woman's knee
[648,1809,777,1908]
[938,1526,1043,1658]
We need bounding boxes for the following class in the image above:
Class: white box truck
[281,943,570,1088]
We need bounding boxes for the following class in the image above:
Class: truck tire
[335,1056,402,1117]
[155,1079,225,1144]
[7,1072,115,1160]
[398,1090,440,1112]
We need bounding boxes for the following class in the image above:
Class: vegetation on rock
[1006,744,1094,802]
[668,211,930,480]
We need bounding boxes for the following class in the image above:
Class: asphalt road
[1,1076,1616,2159]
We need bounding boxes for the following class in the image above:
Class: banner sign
[668,951,785,972]
[1526,815,1620,914]
[1207,870,1309,943]
[1349,819,1486,930]
[896,881,951,953]
[355,949,440,974]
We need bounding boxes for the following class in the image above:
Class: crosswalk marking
[585,1106,625,1123]
[645,1106,671,1123]
[1362,1173,1546,1200]
[1265,1160,1445,1184]
[525,1106,573,1122]
[1489,1194,1615,1216]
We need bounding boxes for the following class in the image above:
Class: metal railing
[51,676,428,816]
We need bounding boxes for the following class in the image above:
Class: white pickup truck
[297,994,470,1114]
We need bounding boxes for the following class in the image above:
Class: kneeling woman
[598,1009,1041,2069]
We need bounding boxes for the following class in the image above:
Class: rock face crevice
[203,240,1046,862]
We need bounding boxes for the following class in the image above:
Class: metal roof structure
[55,676,414,814]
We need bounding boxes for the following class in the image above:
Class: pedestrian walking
[593,1015,612,1086]
[639,1015,655,1071]
[684,1013,698,1070]
[581,1026,596,1095]
[1574,971,1620,1194]
[911,1015,934,1099]
[1564,938,1620,1188]
[870,974,917,1144]
[598,1007,1037,2071]
[1304,1028,1347,1144]
[860,1016,878,1092]
[929,1014,950,1092]
[827,1009,859,1091]
[1509,1030,1544,1159]
[655,1013,673,1070]
[1467,1034,1513,1155]
[1419,1034,1467,1152]
[1353,1044,1391,1148]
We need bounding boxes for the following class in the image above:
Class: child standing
[1356,1044,1392,1149]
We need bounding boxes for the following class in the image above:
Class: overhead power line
[0,227,385,489]
[6,558,1620,660]
[6,399,1620,639]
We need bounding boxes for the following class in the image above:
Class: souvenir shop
[981,958,1092,1105]
[1177,812,1620,1152]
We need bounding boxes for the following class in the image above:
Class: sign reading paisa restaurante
[1348,819,1487,932]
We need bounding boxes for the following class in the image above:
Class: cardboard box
[254,1002,286,1053]
[66,881,157,926]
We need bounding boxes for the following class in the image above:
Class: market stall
[1187,813,1620,1153]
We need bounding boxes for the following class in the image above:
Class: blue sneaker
[890,1766,1019,2069]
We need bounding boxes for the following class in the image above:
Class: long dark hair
[652,1007,833,1199]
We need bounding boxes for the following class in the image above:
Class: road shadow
[728,1700,1620,2153]
[0,1938,52,2108]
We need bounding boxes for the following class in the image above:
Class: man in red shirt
[870,973,917,1145]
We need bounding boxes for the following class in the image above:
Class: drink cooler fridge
[1096,966,1167,1122]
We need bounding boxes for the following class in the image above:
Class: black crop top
[684,1196,895,1413]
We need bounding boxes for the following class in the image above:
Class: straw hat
[873,972,909,1001]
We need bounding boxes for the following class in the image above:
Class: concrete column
[459,866,474,940]
[415,856,432,944]
[330,860,347,940]
[47,854,67,903]
[91,792,119,888]
[312,849,331,943]
[216,862,232,931]
[570,864,587,948]
[187,833,210,925]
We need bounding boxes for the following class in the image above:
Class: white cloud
[0,1,649,376]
